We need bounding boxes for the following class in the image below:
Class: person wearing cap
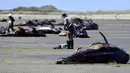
[7,13,15,33]
[62,13,74,49]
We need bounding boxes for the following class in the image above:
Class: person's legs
[67,31,74,49]
[8,23,14,33]
[66,40,71,49]
[7,26,11,33]
[70,40,74,49]
[11,26,14,32]
[10,23,14,32]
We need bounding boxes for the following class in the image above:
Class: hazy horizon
[0,0,129,12]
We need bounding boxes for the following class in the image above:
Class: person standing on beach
[62,13,75,49]
[7,13,15,33]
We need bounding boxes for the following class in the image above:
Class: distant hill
[12,5,62,12]
[0,5,130,14]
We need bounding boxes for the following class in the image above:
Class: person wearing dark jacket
[62,13,75,49]
[7,13,15,33]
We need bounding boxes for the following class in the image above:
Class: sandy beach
[0,18,130,73]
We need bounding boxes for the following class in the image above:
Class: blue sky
[0,0,129,11]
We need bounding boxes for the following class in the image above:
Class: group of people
[7,13,76,49]
[6,13,88,49]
